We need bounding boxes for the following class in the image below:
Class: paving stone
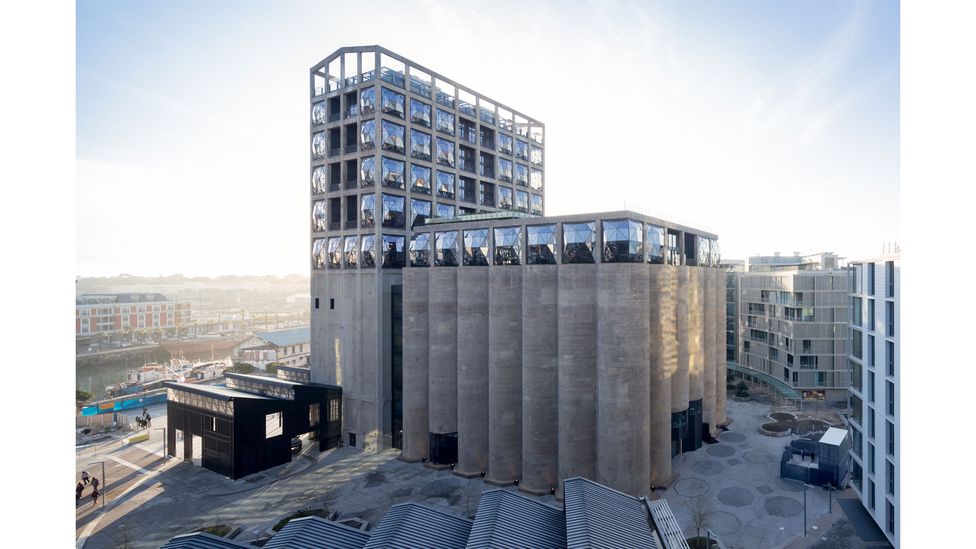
[755,485,774,495]
[706,445,736,458]
[764,496,803,517]
[692,459,726,476]
[717,486,755,507]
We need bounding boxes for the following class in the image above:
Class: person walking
[91,488,100,506]
[145,412,152,428]
[81,470,90,485]
[76,482,84,501]
[91,477,100,492]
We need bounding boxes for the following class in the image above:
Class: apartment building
[75,293,191,341]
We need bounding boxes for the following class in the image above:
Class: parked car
[290,437,303,453]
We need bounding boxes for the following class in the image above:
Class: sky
[76,0,899,277]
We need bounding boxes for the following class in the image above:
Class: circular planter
[759,422,792,437]
[730,395,752,402]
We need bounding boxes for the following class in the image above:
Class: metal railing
[328,148,341,158]
[344,144,358,154]
[328,112,341,123]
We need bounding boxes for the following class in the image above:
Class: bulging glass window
[382,235,405,268]
[360,87,376,115]
[530,145,543,165]
[436,203,454,218]
[411,130,432,161]
[563,222,596,264]
[360,120,376,150]
[361,157,376,187]
[710,238,721,266]
[515,190,529,213]
[411,165,431,194]
[411,99,432,128]
[697,236,710,267]
[647,224,665,264]
[498,158,513,182]
[436,171,455,198]
[360,194,376,227]
[382,194,405,228]
[530,194,543,215]
[381,121,405,153]
[527,224,557,265]
[327,237,342,269]
[381,157,405,188]
[343,235,359,268]
[530,168,543,190]
[435,230,460,266]
[602,219,644,263]
[494,226,522,265]
[361,235,377,268]
[312,132,327,159]
[410,233,431,267]
[515,164,528,186]
[436,109,455,135]
[498,133,513,155]
[515,140,529,160]
[311,102,327,125]
[312,201,327,231]
[463,228,489,266]
[381,87,405,118]
[312,238,327,269]
[410,198,431,227]
[312,166,327,193]
[436,138,455,167]
[498,187,513,209]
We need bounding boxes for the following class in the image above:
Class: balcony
[458,128,477,145]
[328,112,341,123]
[329,221,341,231]
[479,166,495,179]
[328,148,341,158]
[344,178,357,190]
[344,144,358,154]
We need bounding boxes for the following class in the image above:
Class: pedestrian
[91,488,100,506]
[145,412,151,428]
[91,477,100,491]
[81,470,90,485]
[76,482,84,501]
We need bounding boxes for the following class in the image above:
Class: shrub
[273,509,314,532]
[194,525,231,537]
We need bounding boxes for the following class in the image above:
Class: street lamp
[88,460,106,509]
[154,427,167,458]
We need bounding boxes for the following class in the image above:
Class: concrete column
[672,266,690,412]
[715,271,728,427]
[688,267,705,403]
[649,265,675,485]
[487,268,522,484]
[703,268,717,437]
[521,266,558,495]
[428,268,458,439]
[596,264,651,497]
[401,268,429,462]
[455,268,489,476]
[558,265,597,490]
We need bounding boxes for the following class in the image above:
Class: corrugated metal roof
[264,516,370,549]
[563,477,659,549]
[255,327,310,347]
[159,532,252,549]
[647,499,691,549]
[363,503,472,549]
[819,427,848,446]
[465,489,565,549]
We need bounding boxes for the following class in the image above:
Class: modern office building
[847,245,899,547]
[735,268,851,403]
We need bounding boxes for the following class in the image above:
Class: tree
[228,362,255,374]
[76,389,94,402]
[735,381,750,398]
[265,362,285,375]
[687,495,713,549]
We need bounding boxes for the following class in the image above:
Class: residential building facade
[234,327,311,370]
[75,293,191,342]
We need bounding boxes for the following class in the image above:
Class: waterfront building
[847,244,899,547]
[233,326,311,369]
[75,293,191,342]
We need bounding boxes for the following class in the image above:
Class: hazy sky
[76,0,899,277]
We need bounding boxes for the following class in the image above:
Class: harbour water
[76,348,233,398]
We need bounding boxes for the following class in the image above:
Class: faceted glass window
[493,226,522,265]
[361,235,377,268]
[463,228,489,266]
[697,235,710,266]
[530,194,543,215]
[435,230,460,266]
[436,138,455,168]
[360,194,376,227]
[530,145,543,165]
[311,102,327,125]
[710,238,721,266]
[436,203,455,218]
[411,99,432,128]
[361,157,376,187]
[436,171,455,198]
[410,198,431,227]
[382,193,405,228]
[409,233,431,267]
[563,222,596,264]
[382,235,405,268]
[411,130,432,161]
[327,237,342,269]
[381,157,405,189]
[530,168,543,190]
[360,87,376,115]
[602,219,644,263]
[343,235,359,268]
[526,224,557,265]
[498,187,513,209]
[411,165,431,194]
[435,109,455,136]
[498,133,513,155]
[381,121,405,153]
[515,140,529,160]
[498,158,513,182]
[312,166,327,193]
[514,190,529,212]
[360,120,376,150]
[647,224,665,264]
[515,164,529,186]
[312,132,327,159]
[381,87,405,118]
[312,238,327,270]
[312,201,327,231]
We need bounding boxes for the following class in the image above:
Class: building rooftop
[265,516,370,549]
[253,327,310,348]
[363,503,472,549]
[819,427,849,447]
[465,489,565,548]
[76,292,174,306]
[164,382,276,402]
[563,477,662,549]
[159,532,252,549]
